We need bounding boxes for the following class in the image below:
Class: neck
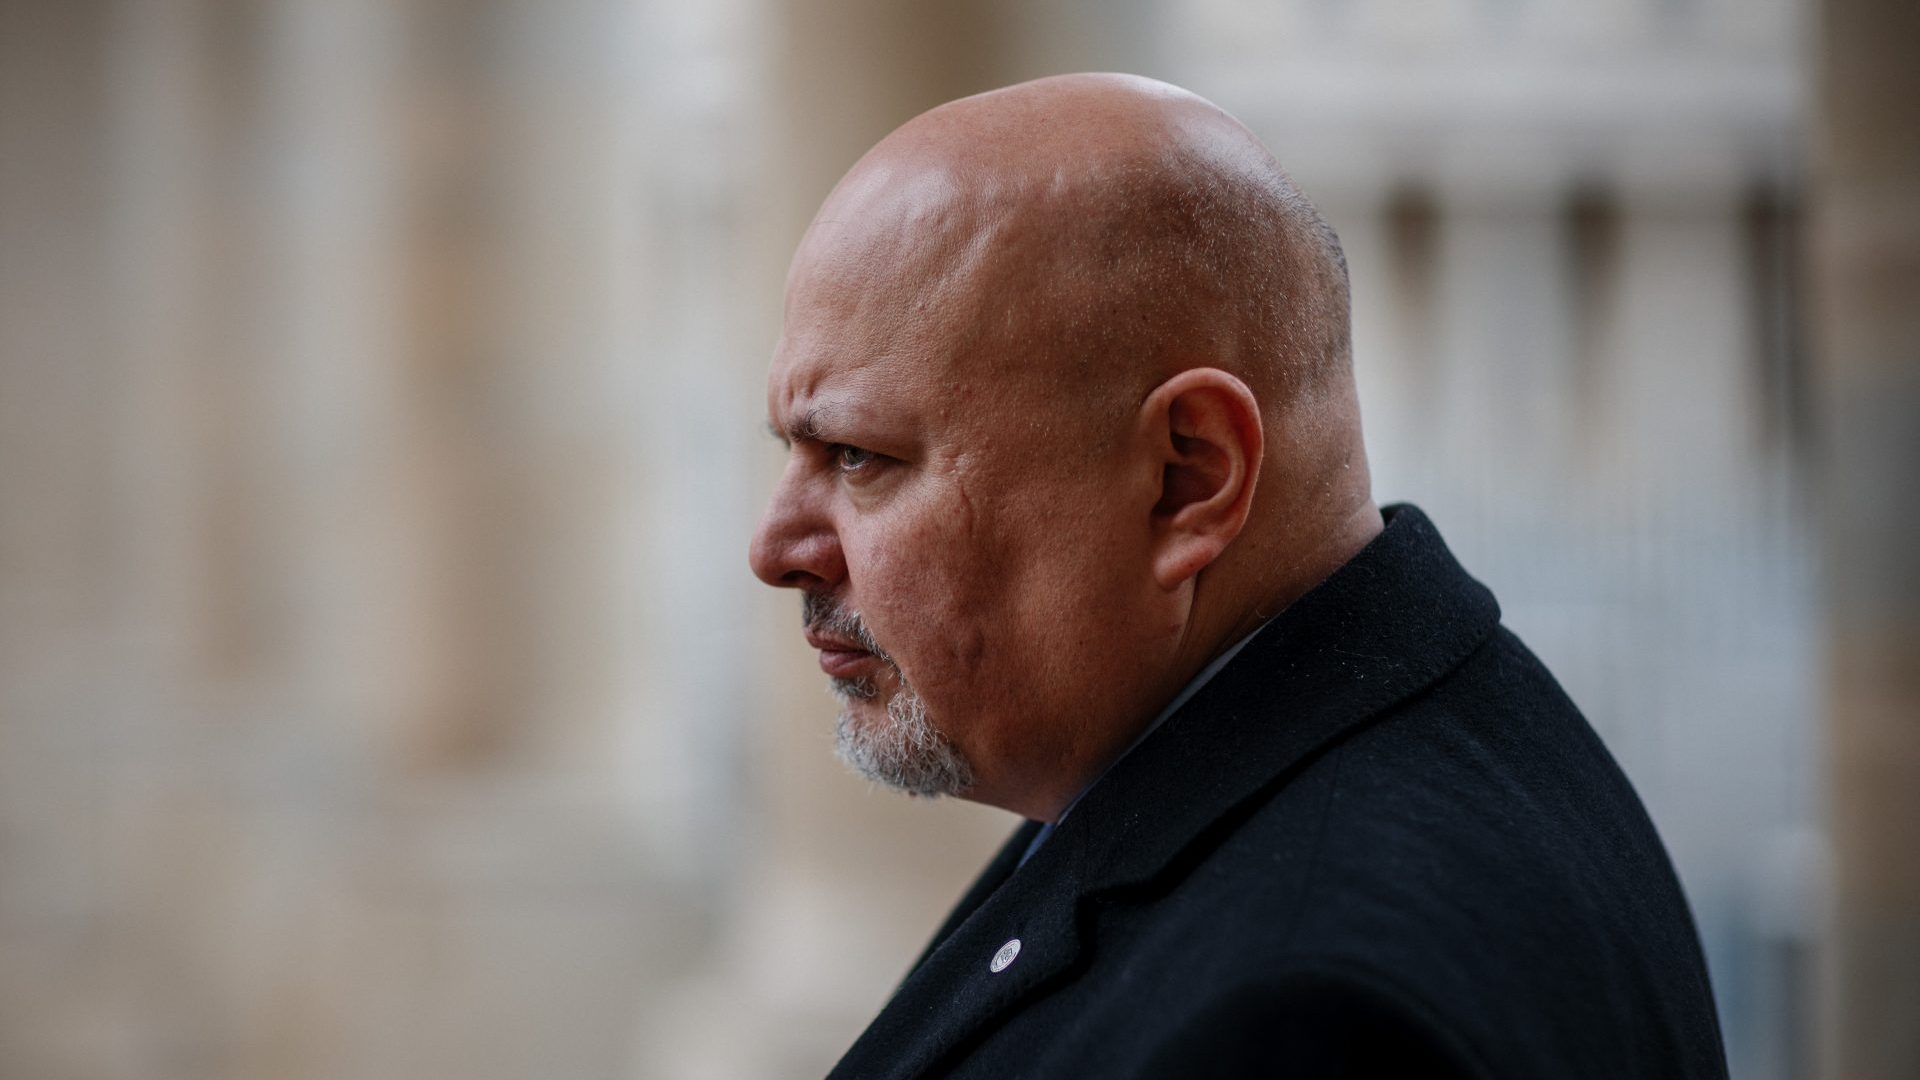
[975,500,1384,824]
[1250,498,1382,633]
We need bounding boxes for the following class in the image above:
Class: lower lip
[817,648,879,678]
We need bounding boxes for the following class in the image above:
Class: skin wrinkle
[750,73,1382,822]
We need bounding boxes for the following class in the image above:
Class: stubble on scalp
[802,593,975,797]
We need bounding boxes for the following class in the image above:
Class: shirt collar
[1017,618,1272,865]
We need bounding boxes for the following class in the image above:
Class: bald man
[751,75,1727,1080]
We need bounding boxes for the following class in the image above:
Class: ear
[1140,368,1263,591]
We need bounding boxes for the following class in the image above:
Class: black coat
[827,505,1728,1079]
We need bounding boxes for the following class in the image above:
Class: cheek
[1001,494,1150,664]
[845,465,1137,705]
[845,504,996,687]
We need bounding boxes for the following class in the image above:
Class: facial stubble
[802,593,975,797]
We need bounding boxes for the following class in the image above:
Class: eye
[832,444,877,473]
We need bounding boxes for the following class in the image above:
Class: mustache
[801,592,893,663]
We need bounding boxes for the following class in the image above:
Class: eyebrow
[766,406,834,446]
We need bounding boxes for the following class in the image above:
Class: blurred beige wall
[2,1,748,1076]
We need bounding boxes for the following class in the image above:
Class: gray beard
[830,675,974,797]
[803,593,974,798]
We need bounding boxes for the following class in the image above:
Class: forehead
[767,315,980,450]
[768,187,1007,425]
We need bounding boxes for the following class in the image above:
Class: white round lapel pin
[990,938,1021,973]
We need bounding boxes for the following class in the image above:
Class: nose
[749,467,844,591]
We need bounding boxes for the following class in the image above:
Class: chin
[829,679,975,798]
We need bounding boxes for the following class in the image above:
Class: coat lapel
[1071,504,1500,892]
[826,505,1500,1079]
[903,819,1042,974]
[828,824,1090,1079]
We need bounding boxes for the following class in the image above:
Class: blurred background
[2,0,1915,1078]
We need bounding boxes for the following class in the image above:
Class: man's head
[749,73,1381,821]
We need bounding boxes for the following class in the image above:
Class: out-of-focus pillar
[1811,0,1920,1077]
[647,6,1169,1074]
[760,0,1021,912]
[747,4,1024,1073]
[646,4,1036,1078]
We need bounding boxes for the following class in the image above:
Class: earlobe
[1143,369,1263,591]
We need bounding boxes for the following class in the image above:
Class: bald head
[791,73,1353,436]
[757,74,1379,818]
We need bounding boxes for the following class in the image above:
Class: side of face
[748,197,1185,819]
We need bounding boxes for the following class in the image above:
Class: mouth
[818,647,881,679]
[805,631,882,679]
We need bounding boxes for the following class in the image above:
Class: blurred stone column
[0,3,126,1071]
[756,0,1026,1041]
[646,3,1039,1077]
[1811,0,1920,1077]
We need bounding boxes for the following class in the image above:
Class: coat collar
[827,505,1500,1080]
